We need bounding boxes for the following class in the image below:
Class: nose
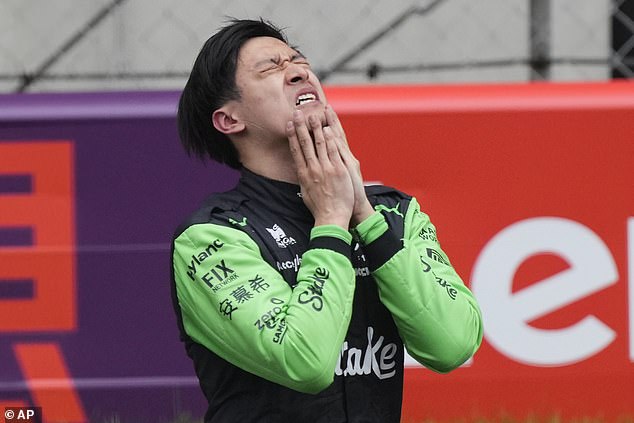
[285,62,309,84]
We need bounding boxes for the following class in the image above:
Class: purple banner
[0,91,239,422]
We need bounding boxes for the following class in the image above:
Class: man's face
[231,36,327,141]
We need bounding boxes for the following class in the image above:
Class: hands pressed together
[287,104,375,230]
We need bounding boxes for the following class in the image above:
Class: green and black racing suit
[170,168,483,423]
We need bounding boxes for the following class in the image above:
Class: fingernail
[293,109,301,119]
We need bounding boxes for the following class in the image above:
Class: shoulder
[173,188,248,240]
[364,184,412,206]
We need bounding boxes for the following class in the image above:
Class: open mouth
[295,93,317,106]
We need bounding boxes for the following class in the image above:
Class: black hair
[177,18,288,168]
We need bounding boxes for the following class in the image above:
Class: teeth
[296,93,316,106]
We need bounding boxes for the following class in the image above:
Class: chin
[301,103,327,123]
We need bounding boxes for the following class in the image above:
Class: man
[171,18,483,423]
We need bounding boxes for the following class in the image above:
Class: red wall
[327,82,634,422]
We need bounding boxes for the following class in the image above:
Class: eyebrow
[253,52,307,69]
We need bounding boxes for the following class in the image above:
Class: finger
[309,115,329,166]
[325,104,349,147]
[325,107,359,168]
[323,126,345,166]
[332,132,354,165]
[293,110,318,164]
[287,119,306,170]
[333,133,363,187]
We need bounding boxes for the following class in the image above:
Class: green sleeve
[353,199,483,373]
[172,223,355,394]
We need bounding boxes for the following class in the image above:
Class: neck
[238,139,299,184]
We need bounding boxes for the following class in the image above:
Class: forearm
[353,203,483,372]
[372,237,483,372]
[173,223,356,393]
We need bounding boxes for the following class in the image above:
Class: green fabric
[173,223,355,394]
[353,210,388,245]
[311,224,353,244]
[173,197,483,393]
[372,197,483,373]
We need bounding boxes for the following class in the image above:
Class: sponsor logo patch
[277,254,301,273]
[374,203,404,217]
[266,223,297,248]
[435,275,458,300]
[335,326,398,380]
[419,226,438,243]
[297,267,330,311]
[186,239,224,281]
[201,259,239,292]
[426,247,452,267]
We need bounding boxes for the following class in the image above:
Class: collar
[237,167,312,221]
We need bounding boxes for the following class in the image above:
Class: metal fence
[613,0,634,77]
[0,0,631,93]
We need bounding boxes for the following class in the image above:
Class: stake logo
[297,267,330,311]
[335,326,397,380]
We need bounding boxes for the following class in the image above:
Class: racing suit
[171,168,483,423]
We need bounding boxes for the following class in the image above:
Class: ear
[212,107,245,135]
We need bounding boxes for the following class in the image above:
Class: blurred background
[0,0,633,93]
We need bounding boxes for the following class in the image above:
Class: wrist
[314,210,352,229]
[314,217,350,230]
[350,200,374,226]
[352,210,388,245]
